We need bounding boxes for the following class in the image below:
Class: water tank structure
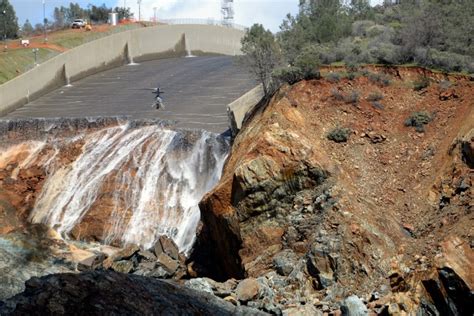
[108,12,118,26]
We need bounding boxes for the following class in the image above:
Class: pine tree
[0,0,20,39]
[21,19,33,36]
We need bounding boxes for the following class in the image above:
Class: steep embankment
[192,67,473,313]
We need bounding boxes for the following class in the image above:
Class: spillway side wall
[0,24,244,116]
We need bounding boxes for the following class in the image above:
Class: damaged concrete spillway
[0,118,229,254]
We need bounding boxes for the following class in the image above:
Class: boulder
[235,278,260,302]
[340,295,368,316]
[158,236,180,260]
[439,88,458,101]
[110,260,134,274]
[137,250,156,262]
[306,245,337,289]
[156,253,179,274]
[283,304,322,316]
[0,271,268,315]
[102,244,140,269]
[185,278,214,295]
[461,129,474,168]
[152,240,164,257]
[273,249,298,276]
[77,253,105,271]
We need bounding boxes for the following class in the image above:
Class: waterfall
[184,35,195,58]
[9,121,229,254]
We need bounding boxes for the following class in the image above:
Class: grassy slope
[0,48,58,84]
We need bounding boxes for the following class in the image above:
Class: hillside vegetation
[242,0,474,95]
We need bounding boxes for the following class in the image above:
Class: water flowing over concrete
[1,119,228,254]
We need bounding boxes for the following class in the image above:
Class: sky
[10,0,384,32]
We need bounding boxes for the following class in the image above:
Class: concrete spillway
[4,56,254,133]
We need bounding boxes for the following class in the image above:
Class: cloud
[117,0,298,32]
[117,0,385,32]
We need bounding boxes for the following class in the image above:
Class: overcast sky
[11,0,384,32]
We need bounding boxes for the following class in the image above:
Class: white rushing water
[22,123,228,254]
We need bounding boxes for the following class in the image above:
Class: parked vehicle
[20,39,30,47]
[71,19,86,29]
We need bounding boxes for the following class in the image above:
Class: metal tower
[221,0,234,27]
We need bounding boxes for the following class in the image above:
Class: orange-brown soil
[194,66,473,312]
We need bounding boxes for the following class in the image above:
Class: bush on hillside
[273,44,321,85]
[371,101,384,110]
[272,66,304,85]
[404,111,432,133]
[327,127,351,143]
[369,41,403,65]
[352,20,375,37]
[327,72,342,83]
[367,91,384,101]
[367,72,391,86]
[294,45,322,80]
[331,89,344,101]
[344,90,360,105]
[413,76,430,91]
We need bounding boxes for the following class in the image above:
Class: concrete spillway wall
[0,24,244,116]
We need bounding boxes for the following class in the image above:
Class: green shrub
[327,72,342,83]
[352,20,375,37]
[273,44,321,85]
[371,101,384,110]
[404,111,432,132]
[367,91,384,101]
[273,66,305,85]
[331,88,344,101]
[294,45,322,80]
[369,42,403,65]
[413,76,430,91]
[346,72,358,80]
[367,72,391,86]
[344,90,360,104]
[327,127,351,143]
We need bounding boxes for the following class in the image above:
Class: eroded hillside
[192,67,473,314]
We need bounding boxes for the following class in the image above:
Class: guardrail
[159,18,247,31]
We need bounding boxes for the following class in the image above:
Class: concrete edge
[226,84,264,138]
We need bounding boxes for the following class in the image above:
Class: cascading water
[2,120,228,254]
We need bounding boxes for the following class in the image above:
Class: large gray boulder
[340,295,368,316]
[0,271,267,315]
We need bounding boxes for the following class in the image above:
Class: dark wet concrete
[5,56,254,132]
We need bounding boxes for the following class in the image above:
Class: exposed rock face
[0,225,75,300]
[191,69,473,313]
[0,271,267,315]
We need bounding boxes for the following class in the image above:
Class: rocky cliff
[191,67,473,314]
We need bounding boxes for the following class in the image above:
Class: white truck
[71,19,86,29]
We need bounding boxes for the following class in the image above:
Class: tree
[33,23,44,35]
[349,0,374,20]
[89,4,111,23]
[65,3,87,23]
[0,0,19,39]
[115,7,133,21]
[21,19,33,36]
[241,24,282,96]
[53,6,67,29]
